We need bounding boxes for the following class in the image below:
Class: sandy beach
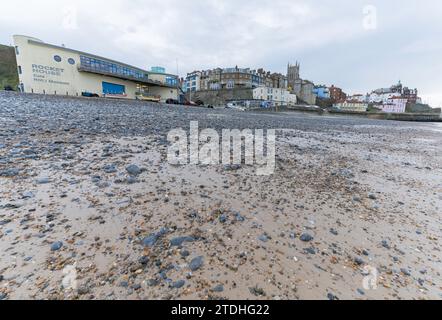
[0,91,441,300]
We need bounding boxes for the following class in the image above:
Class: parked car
[226,102,245,111]
[184,100,198,106]
[3,85,14,91]
[194,100,214,108]
[136,94,161,103]
[166,99,180,105]
[82,92,100,98]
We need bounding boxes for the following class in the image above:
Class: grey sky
[1,0,441,106]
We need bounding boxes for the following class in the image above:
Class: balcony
[78,65,176,88]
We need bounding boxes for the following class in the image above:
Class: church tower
[287,61,300,89]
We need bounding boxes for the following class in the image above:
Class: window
[54,55,62,62]
[80,55,146,79]
[18,66,22,74]
[102,82,125,95]
[15,46,19,55]
[68,58,75,65]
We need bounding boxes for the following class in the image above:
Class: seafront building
[334,101,368,112]
[351,81,422,105]
[184,62,322,106]
[313,86,330,99]
[184,66,288,92]
[329,85,347,103]
[344,81,424,113]
[381,98,408,113]
[13,35,179,102]
[252,87,297,107]
[287,62,317,105]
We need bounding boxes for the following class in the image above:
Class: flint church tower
[287,61,300,88]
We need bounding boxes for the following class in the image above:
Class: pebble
[0,219,12,226]
[21,191,34,199]
[142,228,168,247]
[300,233,314,242]
[126,176,138,184]
[126,164,141,176]
[171,280,185,289]
[381,240,391,249]
[138,256,149,265]
[50,241,63,251]
[357,288,365,295]
[36,177,50,184]
[103,164,117,174]
[77,286,90,295]
[368,193,377,200]
[224,164,241,171]
[189,256,204,271]
[327,293,339,300]
[0,168,20,177]
[147,279,159,287]
[131,284,142,291]
[142,235,158,247]
[212,284,224,292]
[354,257,365,266]
[401,268,411,276]
[304,247,316,255]
[170,236,195,247]
[180,250,190,257]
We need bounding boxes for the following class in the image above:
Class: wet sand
[0,92,441,300]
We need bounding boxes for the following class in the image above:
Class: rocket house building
[13,35,179,102]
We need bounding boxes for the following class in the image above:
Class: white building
[13,35,178,102]
[253,87,297,106]
[184,71,201,93]
[367,92,401,104]
[381,98,407,113]
[334,102,368,112]
[347,94,367,103]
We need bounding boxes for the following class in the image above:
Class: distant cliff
[406,102,441,114]
[0,44,18,90]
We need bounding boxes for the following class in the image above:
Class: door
[102,82,125,95]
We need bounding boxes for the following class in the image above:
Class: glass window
[68,58,75,65]
[54,55,62,62]
[18,66,22,74]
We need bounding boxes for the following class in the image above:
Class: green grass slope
[0,44,19,90]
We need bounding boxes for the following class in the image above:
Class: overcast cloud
[1,0,441,106]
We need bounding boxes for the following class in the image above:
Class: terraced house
[184,66,288,92]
